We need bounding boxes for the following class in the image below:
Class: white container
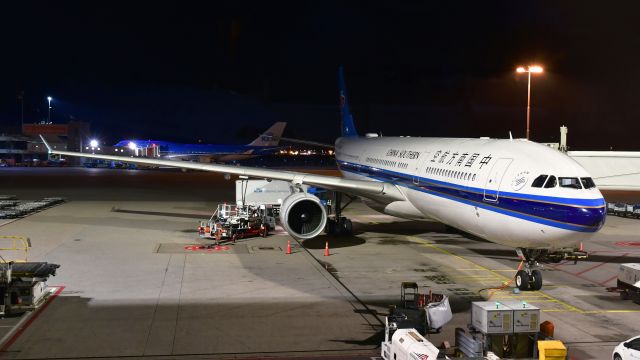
[499,300,540,333]
[471,301,513,334]
[381,328,439,360]
[618,263,640,289]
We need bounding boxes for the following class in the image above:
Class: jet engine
[279,192,327,239]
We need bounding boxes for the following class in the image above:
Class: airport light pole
[47,96,52,123]
[516,66,543,140]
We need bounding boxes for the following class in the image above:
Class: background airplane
[113,122,286,162]
[41,68,615,292]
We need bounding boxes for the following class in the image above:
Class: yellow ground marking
[450,275,505,280]
[409,236,584,313]
[409,236,640,313]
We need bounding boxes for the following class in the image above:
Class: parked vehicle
[625,204,640,219]
[613,335,640,360]
[613,203,627,217]
[198,203,277,244]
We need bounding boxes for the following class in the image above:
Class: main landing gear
[324,191,354,235]
[514,247,588,291]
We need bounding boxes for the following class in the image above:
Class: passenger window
[580,177,596,189]
[544,175,557,188]
[531,175,548,188]
[559,177,582,189]
[472,174,476,181]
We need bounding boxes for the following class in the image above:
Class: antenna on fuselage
[509,131,513,141]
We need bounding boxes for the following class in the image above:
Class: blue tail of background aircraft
[338,67,358,137]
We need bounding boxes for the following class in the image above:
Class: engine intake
[280,192,327,239]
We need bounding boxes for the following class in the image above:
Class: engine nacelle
[279,192,327,239]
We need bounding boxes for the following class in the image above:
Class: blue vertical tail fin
[338,66,358,137]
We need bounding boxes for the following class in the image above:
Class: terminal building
[0,121,89,166]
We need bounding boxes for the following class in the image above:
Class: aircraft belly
[339,171,428,219]
[405,187,486,238]
[405,187,586,250]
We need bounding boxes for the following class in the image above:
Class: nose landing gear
[514,247,588,291]
[515,249,544,291]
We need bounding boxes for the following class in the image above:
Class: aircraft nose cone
[583,198,607,231]
[593,201,607,230]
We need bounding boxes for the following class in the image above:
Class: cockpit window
[559,177,582,189]
[544,175,557,188]
[580,177,596,189]
[531,175,548,188]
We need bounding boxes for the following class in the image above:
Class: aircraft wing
[40,135,404,200]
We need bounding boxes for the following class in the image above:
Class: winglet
[39,135,53,153]
[247,122,287,146]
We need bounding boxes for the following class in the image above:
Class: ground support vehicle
[616,263,640,304]
[625,204,640,218]
[388,282,452,335]
[198,203,276,244]
[0,262,60,316]
[613,203,627,217]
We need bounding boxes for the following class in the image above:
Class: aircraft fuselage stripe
[337,161,606,233]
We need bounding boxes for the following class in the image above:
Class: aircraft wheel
[325,220,337,235]
[342,219,353,235]
[515,270,530,291]
[621,290,630,300]
[530,270,543,291]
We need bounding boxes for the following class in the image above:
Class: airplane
[113,121,287,162]
[40,67,608,292]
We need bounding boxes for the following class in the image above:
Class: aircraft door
[412,150,431,186]
[483,158,513,202]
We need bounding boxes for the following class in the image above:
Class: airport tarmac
[1,167,640,360]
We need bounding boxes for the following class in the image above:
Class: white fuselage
[335,136,606,250]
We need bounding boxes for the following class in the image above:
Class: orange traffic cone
[286,240,292,255]
[324,241,330,257]
[579,242,584,252]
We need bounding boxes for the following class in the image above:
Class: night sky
[2,1,640,150]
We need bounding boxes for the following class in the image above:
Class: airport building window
[580,177,596,189]
[559,177,582,189]
[531,175,548,188]
[544,175,557,188]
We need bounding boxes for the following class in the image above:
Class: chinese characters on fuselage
[384,148,492,169]
[430,150,491,169]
